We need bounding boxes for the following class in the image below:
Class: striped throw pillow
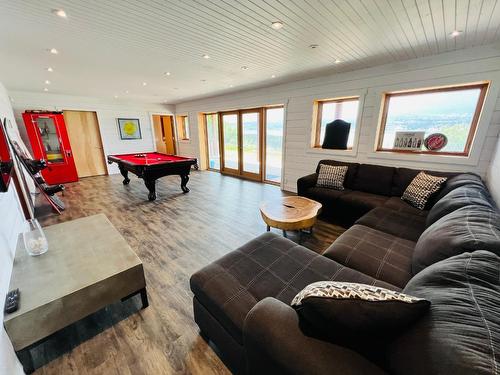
[402,172,447,210]
[316,164,348,190]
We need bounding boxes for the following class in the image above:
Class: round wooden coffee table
[260,196,322,239]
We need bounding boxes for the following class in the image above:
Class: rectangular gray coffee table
[3,214,148,374]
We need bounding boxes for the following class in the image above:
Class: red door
[22,112,78,184]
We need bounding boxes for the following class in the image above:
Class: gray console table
[3,214,148,374]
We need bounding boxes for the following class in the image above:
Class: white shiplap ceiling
[1,0,500,104]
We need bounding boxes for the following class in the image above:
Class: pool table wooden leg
[144,179,157,201]
[119,165,130,185]
[181,174,190,193]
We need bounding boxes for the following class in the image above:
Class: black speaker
[321,119,351,150]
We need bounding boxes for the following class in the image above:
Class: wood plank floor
[33,171,345,374]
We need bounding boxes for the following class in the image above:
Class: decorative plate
[424,133,448,151]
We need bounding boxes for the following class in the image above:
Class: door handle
[66,151,72,157]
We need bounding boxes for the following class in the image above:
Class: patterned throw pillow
[291,281,430,343]
[316,164,348,190]
[401,172,447,210]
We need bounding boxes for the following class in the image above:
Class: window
[264,107,284,183]
[314,97,360,149]
[204,113,220,170]
[377,83,489,156]
[176,115,190,140]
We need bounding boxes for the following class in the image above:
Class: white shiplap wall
[175,44,500,193]
[487,136,500,203]
[8,92,175,175]
[0,82,25,375]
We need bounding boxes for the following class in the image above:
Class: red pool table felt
[110,152,194,166]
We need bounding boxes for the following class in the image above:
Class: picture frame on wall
[117,118,142,140]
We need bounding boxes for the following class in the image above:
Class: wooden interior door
[63,110,107,178]
[152,115,167,154]
[161,116,176,154]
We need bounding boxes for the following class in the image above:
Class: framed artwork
[393,131,425,151]
[117,118,142,140]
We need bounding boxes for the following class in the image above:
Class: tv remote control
[4,289,19,314]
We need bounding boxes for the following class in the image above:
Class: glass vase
[23,219,48,256]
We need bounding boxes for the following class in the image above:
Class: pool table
[107,152,197,201]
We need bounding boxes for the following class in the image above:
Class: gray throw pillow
[316,164,348,190]
[402,172,447,210]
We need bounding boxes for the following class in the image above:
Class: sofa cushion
[413,206,500,274]
[356,207,427,242]
[323,225,415,288]
[426,185,495,227]
[291,281,430,342]
[190,232,397,344]
[382,197,428,217]
[303,187,350,209]
[352,164,395,196]
[316,160,359,189]
[387,251,500,375]
[433,173,485,203]
[336,191,389,224]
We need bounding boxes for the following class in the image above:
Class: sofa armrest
[297,173,318,196]
[243,297,386,375]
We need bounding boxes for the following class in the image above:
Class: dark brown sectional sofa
[190,160,500,374]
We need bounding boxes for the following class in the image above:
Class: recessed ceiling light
[46,67,53,72]
[449,30,462,38]
[125,90,129,94]
[309,44,319,49]
[201,79,207,83]
[229,84,234,88]
[43,88,49,92]
[49,48,58,54]
[202,54,210,59]
[142,82,147,86]
[165,71,171,76]
[271,21,284,30]
[52,9,67,18]
[241,66,249,70]
[45,80,51,85]
[271,74,276,78]
[334,59,341,64]
[114,95,119,99]
[173,87,179,90]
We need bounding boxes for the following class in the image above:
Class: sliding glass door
[207,106,283,184]
[241,110,261,178]
[264,107,284,183]
[205,113,220,170]
[221,112,239,174]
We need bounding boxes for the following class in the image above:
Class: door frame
[150,112,176,154]
[219,111,240,177]
[202,112,220,172]
[161,115,176,154]
[262,105,285,186]
[239,108,263,182]
[205,105,285,185]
